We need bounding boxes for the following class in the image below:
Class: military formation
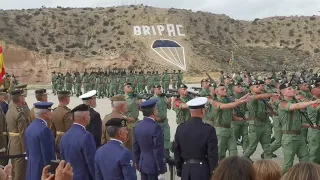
[51,69,184,98]
[0,68,319,180]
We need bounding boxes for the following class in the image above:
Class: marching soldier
[146,71,154,93]
[52,91,72,159]
[177,70,183,88]
[199,79,211,97]
[174,97,218,180]
[162,70,171,93]
[171,70,178,89]
[6,89,29,180]
[223,75,234,96]
[51,71,58,95]
[29,89,48,123]
[101,95,127,145]
[74,72,82,97]
[278,82,319,174]
[79,90,102,148]
[173,84,191,125]
[150,85,172,159]
[136,71,146,93]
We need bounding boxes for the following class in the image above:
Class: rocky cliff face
[0,5,319,83]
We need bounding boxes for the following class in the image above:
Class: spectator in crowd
[41,160,73,180]
[60,104,96,180]
[281,162,320,180]
[212,156,256,180]
[95,118,137,180]
[253,160,281,180]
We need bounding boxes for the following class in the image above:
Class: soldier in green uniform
[82,73,90,93]
[264,77,277,93]
[219,71,224,84]
[278,82,319,174]
[154,71,161,88]
[243,81,278,161]
[74,72,82,97]
[56,74,63,91]
[162,70,171,93]
[210,84,249,161]
[150,85,172,159]
[136,71,146,94]
[96,74,105,98]
[177,70,183,88]
[199,79,211,97]
[65,73,73,95]
[296,80,313,144]
[171,70,178,89]
[52,72,58,94]
[3,74,10,90]
[234,72,243,83]
[118,74,126,95]
[146,71,154,93]
[223,75,234,96]
[109,74,118,97]
[204,84,216,126]
[307,80,320,164]
[231,82,249,152]
[123,83,142,152]
[173,84,191,125]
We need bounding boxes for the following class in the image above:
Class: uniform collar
[37,118,48,127]
[73,123,86,129]
[110,138,123,144]
[145,117,155,122]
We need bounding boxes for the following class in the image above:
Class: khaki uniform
[52,105,72,159]
[6,103,29,180]
[0,107,7,166]
[101,111,127,145]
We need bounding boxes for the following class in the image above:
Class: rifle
[205,72,215,83]
[293,97,316,128]
[191,87,202,91]
[225,96,247,120]
[169,89,199,99]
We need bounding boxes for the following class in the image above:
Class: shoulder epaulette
[16,106,23,112]
[64,106,71,111]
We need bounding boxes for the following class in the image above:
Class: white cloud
[1,0,320,20]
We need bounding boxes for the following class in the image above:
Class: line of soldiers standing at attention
[51,69,184,98]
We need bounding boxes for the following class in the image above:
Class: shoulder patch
[281,102,288,109]
[16,106,23,112]
[174,98,182,108]
[64,106,71,111]
[213,101,221,108]
[311,103,320,109]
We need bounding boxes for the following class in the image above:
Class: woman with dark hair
[212,156,256,180]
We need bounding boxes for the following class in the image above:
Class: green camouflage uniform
[173,96,191,125]
[296,91,312,144]
[97,76,104,98]
[146,74,154,93]
[172,73,178,89]
[269,96,283,154]
[74,75,82,96]
[177,72,183,88]
[82,75,90,93]
[136,74,145,93]
[307,97,320,164]
[52,74,58,94]
[118,76,126,94]
[162,73,171,93]
[65,75,73,93]
[154,74,161,88]
[204,95,216,126]
[109,77,118,97]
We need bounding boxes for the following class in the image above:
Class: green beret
[105,118,127,127]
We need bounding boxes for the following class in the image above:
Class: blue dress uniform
[80,90,102,148]
[95,118,137,180]
[134,99,167,180]
[174,97,218,180]
[25,102,56,180]
[0,101,8,114]
[60,104,96,180]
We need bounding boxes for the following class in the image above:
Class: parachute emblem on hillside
[151,39,186,71]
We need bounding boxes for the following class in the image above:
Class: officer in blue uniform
[134,99,167,180]
[0,88,9,114]
[95,118,137,180]
[60,104,96,180]
[25,102,56,180]
[174,97,218,180]
[80,90,102,148]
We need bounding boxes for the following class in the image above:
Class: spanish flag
[0,46,6,83]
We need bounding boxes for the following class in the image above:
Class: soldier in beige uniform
[9,84,30,118]
[29,89,48,122]
[52,91,72,159]
[0,90,8,166]
[6,89,29,180]
[101,95,127,145]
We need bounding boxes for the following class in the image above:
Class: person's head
[141,99,158,119]
[123,83,133,93]
[215,84,227,97]
[282,162,320,180]
[310,80,320,98]
[258,80,265,91]
[209,85,216,96]
[33,102,54,122]
[153,85,162,95]
[35,89,48,102]
[178,84,188,97]
[80,90,97,108]
[105,118,129,143]
[223,76,232,85]
[57,91,70,105]
[298,82,309,92]
[201,79,210,88]
[253,160,281,180]
[213,156,256,180]
[264,77,272,85]
[71,104,90,126]
[279,83,296,98]
[233,83,244,94]
[249,81,262,94]
[110,95,127,113]
[187,97,207,119]
[11,90,25,106]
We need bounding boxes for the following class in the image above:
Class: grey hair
[106,126,121,138]
[34,109,49,118]
[111,101,125,108]
[74,111,89,118]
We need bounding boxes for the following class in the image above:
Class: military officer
[199,79,211,97]
[278,82,319,174]
[95,118,137,180]
[0,88,9,114]
[124,83,142,152]
[243,81,278,161]
[264,76,277,93]
[173,84,191,125]
[174,97,218,180]
[150,85,172,159]
[0,90,7,166]
[211,84,249,161]
[29,89,48,123]
[12,84,30,118]
[134,99,167,180]
[79,90,102,148]
[25,102,56,180]
[307,79,320,164]
[101,95,127,145]
[6,89,29,180]
[52,91,72,159]
[60,104,96,180]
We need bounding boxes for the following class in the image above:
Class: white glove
[158,174,166,180]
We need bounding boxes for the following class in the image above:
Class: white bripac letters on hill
[133,24,185,36]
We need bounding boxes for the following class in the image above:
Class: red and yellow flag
[0,46,6,83]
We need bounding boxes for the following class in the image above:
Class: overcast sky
[1,0,320,20]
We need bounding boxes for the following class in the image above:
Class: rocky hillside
[0,5,320,83]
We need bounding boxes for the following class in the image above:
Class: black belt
[184,159,203,164]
